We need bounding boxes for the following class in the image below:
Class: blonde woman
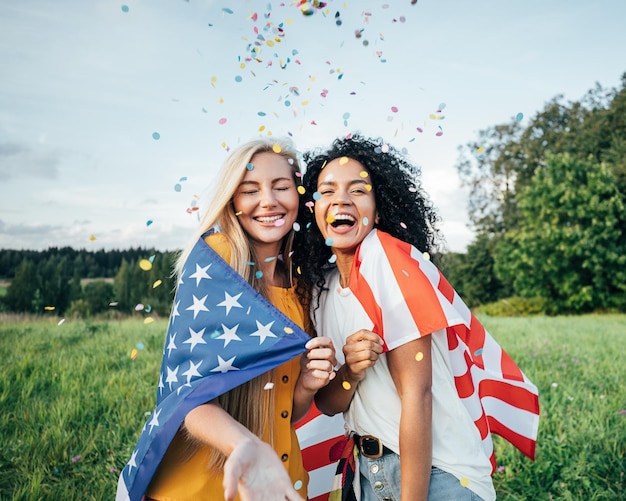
[118,138,337,501]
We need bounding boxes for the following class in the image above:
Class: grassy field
[0,314,624,500]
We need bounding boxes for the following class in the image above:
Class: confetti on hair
[272,144,282,153]
[328,254,337,264]
[255,271,263,279]
[297,186,306,195]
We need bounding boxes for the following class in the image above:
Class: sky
[1,0,625,254]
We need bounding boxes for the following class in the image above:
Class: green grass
[1,314,624,500]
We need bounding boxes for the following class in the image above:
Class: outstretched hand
[223,439,304,501]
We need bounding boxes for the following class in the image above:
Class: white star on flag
[165,365,179,391]
[148,409,161,434]
[184,327,207,353]
[211,355,240,373]
[170,300,180,324]
[186,294,209,319]
[250,320,277,344]
[217,323,241,347]
[166,333,177,357]
[217,291,243,315]
[127,450,138,474]
[189,263,212,286]
[182,360,203,384]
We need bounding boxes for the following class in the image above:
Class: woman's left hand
[299,336,338,391]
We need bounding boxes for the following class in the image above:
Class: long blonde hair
[175,137,301,470]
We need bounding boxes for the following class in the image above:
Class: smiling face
[232,151,299,251]
[314,157,378,263]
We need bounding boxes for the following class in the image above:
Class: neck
[334,252,354,289]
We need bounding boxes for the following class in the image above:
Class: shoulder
[204,232,233,264]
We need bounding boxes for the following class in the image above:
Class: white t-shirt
[313,269,496,501]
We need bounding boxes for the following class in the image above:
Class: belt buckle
[358,434,383,459]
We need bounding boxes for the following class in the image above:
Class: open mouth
[330,214,356,228]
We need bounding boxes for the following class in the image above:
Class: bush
[477,296,548,316]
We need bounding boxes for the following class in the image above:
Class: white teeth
[333,214,355,222]
[256,215,282,223]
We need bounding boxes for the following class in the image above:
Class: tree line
[444,72,626,314]
[0,248,178,317]
[2,74,625,316]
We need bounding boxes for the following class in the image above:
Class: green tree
[494,153,626,313]
[4,259,37,312]
[83,280,115,315]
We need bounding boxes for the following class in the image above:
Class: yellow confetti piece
[342,381,352,390]
[139,259,153,271]
[359,171,369,178]
[415,351,424,361]
[239,62,245,69]
[44,306,55,311]
[297,186,306,195]
[272,143,282,153]
[130,348,139,360]
[266,39,275,47]
[143,317,154,325]
[284,327,294,334]
[339,156,349,165]
[301,100,309,106]
[460,477,470,487]
[365,184,372,191]
[89,235,96,241]
[152,280,162,289]
[477,146,485,154]
[259,125,266,132]
[326,214,336,223]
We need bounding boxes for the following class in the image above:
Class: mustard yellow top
[146,233,309,500]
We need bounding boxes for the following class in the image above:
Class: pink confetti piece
[218,118,227,125]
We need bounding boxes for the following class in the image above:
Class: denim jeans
[358,452,484,501]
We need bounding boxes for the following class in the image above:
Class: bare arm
[387,336,433,501]
[314,329,383,416]
[185,402,304,501]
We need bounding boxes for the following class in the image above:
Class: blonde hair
[175,137,301,470]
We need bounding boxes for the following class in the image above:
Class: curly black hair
[293,133,443,311]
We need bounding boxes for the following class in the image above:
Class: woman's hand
[342,329,384,382]
[299,336,338,391]
[223,438,304,501]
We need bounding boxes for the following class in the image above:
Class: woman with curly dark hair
[293,133,539,501]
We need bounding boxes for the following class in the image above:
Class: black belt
[353,433,395,459]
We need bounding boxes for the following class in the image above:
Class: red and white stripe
[349,230,539,470]
[295,404,345,501]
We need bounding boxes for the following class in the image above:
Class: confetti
[255,271,263,279]
[363,216,369,226]
[328,254,337,263]
[460,477,470,487]
[89,235,96,241]
[144,317,154,325]
[139,259,153,271]
[153,280,162,288]
[415,351,424,361]
[342,381,352,390]
[44,306,55,311]
[264,382,275,390]
[152,132,160,140]
[294,480,303,490]
[131,348,139,359]
[359,171,368,178]
[71,455,82,463]
[218,118,227,125]
[135,304,144,311]
[121,5,129,13]
[283,327,294,334]
[325,238,334,246]
[515,112,524,121]
[146,219,153,226]
[339,156,349,165]
[57,319,65,326]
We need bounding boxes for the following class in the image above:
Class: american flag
[116,232,336,500]
[349,229,540,471]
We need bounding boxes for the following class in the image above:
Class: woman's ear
[374,212,380,225]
